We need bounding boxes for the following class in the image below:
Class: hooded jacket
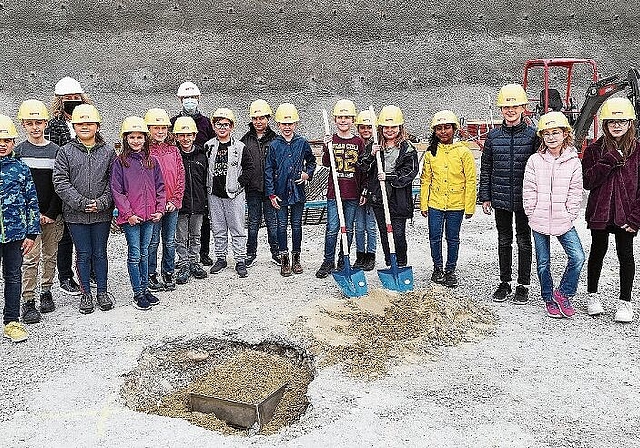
[582,137,640,231]
[264,133,316,206]
[180,144,208,214]
[110,152,166,226]
[523,146,583,236]
[479,121,538,211]
[204,137,246,199]
[0,153,40,243]
[420,141,477,215]
[239,123,277,194]
[53,137,115,224]
[358,140,419,219]
[150,141,185,209]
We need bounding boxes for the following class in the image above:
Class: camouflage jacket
[0,153,41,243]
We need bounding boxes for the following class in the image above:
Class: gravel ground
[1,204,639,447]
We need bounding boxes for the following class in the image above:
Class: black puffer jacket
[239,124,277,194]
[479,121,538,211]
[179,144,208,214]
[358,140,419,219]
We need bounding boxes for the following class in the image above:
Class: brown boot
[280,252,292,277]
[291,252,303,274]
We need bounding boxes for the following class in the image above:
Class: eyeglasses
[214,122,231,129]
[607,119,630,126]
[542,130,563,139]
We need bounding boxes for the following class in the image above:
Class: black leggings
[587,228,636,301]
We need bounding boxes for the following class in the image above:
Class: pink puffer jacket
[523,146,583,236]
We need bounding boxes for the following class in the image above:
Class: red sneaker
[552,290,575,318]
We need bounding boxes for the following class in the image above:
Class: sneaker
[245,253,256,267]
[60,278,81,296]
[21,300,41,324]
[236,261,248,278]
[39,291,55,314]
[431,268,445,285]
[587,293,604,316]
[545,300,563,318]
[271,252,281,266]
[79,292,94,314]
[144,290,159,306]
[614,300,633,323]
[210,258,228,274]
[96,291,114,311]
[316,261,335,279]
[3,322,28,343]
[176,265,190,285]
[444,271,459,288]
[148,273,165,292]
[200,254,214,266]
[132,293,151,311]
[552,290,575,318]
[190,263,208,279]
[492,282,512,303]
[510,285,529,305]
[162,273,176,291]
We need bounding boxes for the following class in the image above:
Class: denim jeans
[494,208,532,285]
[148,209,178,276]
[428,207,464,272]
[67,221,110,294]
[533,228,585,301]
[246,191,278,256]
[372,205,408,266]
[123,221,155,295]
[276,202,304,253]
[587,228,636,301]
[1,240,23,324]
[355,203,377,254]
[324,199,358,263]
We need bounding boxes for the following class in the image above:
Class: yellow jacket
[420,141,477,214]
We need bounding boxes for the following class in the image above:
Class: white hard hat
[54,76,84,96]
[177,81,201,97]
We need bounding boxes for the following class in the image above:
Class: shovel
[322,109,368,298]
[369,105,414,292]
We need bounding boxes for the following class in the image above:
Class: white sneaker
[587,293,604,316]
[614,300,634,323]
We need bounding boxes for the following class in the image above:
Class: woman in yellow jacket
[420,110,477,287]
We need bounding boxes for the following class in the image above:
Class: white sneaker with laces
[587,293,604,316]
[614,300,633,323]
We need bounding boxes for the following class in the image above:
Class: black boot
[362,253,376,271]
[291,252,303,274]
[352,252,365,269]
[280,252,292,277]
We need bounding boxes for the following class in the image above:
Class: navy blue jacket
[479,121,538,211]
[264,134,316,206]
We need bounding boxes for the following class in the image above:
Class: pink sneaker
[552,290,575,318]
[545,300,563,318]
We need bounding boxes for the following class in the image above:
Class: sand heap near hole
[294,287,497,378]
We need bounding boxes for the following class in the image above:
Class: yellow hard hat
[431,110,460,129]
[0,114,19,139]
[17,99,50,121]
[71,104,102,124]
[275,103,300,123]
[173,116,198,134]
[120,116,148,138]
[355,110,376,126]
[600,97,637,121]
[332,99,357,117]
[537,112,572,135]
[144,108,171,126]
[496,84,528,107]
[249,99,273,118]
[211,108,236,124]
[377,105,404,126]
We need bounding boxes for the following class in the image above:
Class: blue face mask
[182,97,199,113]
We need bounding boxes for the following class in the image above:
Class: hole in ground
[121,336,315,435]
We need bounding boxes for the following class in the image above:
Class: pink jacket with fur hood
[523,146,583,236]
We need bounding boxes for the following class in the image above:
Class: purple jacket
[523,146,583,236]
[110,152,166,226]
[583,137,640,231]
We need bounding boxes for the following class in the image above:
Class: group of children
[1,77,639,343]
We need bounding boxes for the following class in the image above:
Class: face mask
[63,100,82,115]
[182,98,199,113]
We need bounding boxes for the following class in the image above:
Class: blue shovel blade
[378,254,414,292]
[332,256,368,298]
